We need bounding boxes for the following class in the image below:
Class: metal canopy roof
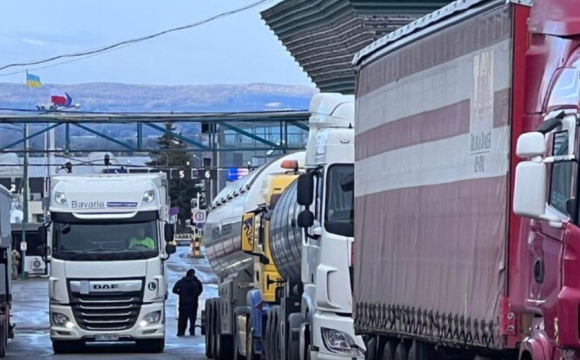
[261,0,453,94]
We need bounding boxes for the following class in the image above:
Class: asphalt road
[6,246,217,359]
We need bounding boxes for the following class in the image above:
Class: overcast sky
[0,0,314,87]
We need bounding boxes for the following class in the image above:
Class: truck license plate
[95,334,119,342]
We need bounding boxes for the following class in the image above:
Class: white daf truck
[37,173,176,354]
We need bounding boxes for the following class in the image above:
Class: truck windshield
[52,220,159,261]
[325,164,354,237]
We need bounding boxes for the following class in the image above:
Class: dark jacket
[172,276,203,304]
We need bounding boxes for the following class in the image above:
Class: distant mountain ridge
[0,82,318,112]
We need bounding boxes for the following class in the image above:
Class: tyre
[206,302,213,358]
[394,342,408,360]
[0,323,6,358]
[52,340,84,354]
[274,313,281,360]
[217,335,233,360]
[265,310,273,360]
[137,338,165,353]
[408,341,434,360]
[212,302,218,358]
[382,340,397,360]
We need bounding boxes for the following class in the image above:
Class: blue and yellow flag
[26,72,42,88]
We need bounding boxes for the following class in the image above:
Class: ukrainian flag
[26,72,42,88]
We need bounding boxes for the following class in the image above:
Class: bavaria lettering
[71,200,105,209]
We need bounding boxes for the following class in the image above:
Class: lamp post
[21,124,29,279]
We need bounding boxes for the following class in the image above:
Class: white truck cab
[295,93,365,359]
[38,173,175,354]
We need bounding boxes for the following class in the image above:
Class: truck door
[527,113,578,341]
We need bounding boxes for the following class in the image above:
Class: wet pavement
[6,246,217,359]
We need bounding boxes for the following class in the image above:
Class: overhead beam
[1,147,306,154]
[0,110,311,124]
[144,123,211,151]
[0,123,60,152]
[219,122,282,149]
[74,123,136,151]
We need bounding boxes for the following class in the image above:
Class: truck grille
[70,292,142,331]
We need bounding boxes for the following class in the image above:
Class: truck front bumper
[49,303,165,341]
[311,311,365,360]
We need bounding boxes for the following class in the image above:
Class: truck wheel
[408,341,434,360]
[212,302,219,358]
[265,310,273,360]
[217,335,233,360]
[206,302,213,358]
[394,342,408,360]
[382,340,397,360]
[137,338,165,353]
[0,322,6,358]
[274,314,281,360]
[52,340,83,354]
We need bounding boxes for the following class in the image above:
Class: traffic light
[104,154,110,166]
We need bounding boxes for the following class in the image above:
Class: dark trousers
[178,302,198,335]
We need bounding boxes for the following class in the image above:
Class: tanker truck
[202,151,305,360]
[203,93,365,360]
[351,0,580,359]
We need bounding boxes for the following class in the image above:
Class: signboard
[202,169,217,180]
[20,242,27,252]
[196,222,204,230]
[193,209,206,223]
[0,178,45,195]
[171,169,193,180]
[227,168,249,181]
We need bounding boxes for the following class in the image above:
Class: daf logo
[92,284,119,290]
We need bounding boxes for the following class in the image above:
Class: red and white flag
[50,88,73,107]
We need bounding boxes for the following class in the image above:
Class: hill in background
[0,82,317,112]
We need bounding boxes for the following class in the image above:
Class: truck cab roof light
[281,160,299,170]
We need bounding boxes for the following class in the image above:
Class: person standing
[172,268,203,336]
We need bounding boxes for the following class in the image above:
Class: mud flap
[288,313,303,360]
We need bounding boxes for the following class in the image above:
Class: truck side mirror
[164,223,174,243]
[38,225,47,245]
[297,210,314,228]
[513,160,547,219]
[516,132,546,158]
[297,173,314,206]
[166,244,176,255]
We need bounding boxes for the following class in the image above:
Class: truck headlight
[142,190,155,204]
[321,328,361,356]
[55,191,67,205]
[139,311,162,327]
[52,313,74,328]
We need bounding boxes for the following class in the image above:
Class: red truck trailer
[352,0,580,359]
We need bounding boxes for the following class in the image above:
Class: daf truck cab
[38,173,175,354]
